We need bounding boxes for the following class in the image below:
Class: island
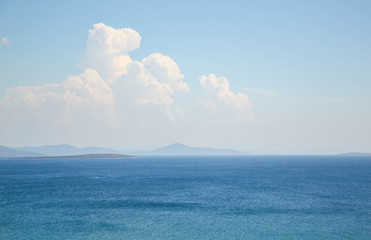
[134,143,244,156]
[10,153,135,160]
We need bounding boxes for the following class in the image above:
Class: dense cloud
[1,69,116,126]
[200,74,252,122]
[79,23,190,120]
[80,23,141,82]
[0,23,252,147]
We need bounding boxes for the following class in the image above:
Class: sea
[0,155,370,240]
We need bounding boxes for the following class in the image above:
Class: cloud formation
[2,69,116,126]
[0,23,253,147]
[200,74,253,122]
[80,23,189,123]
[80,23,141,82]
[0,23,191,131]
[122,53,189,107]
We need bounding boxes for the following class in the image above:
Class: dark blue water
[0,156,370,239]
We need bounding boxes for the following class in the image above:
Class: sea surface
[0,155,370,240]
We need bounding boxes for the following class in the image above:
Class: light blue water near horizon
[0,156,370,239]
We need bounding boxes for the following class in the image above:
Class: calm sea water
[0,156,370,240]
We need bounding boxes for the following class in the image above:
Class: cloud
[244,87,277,96]
[88,23,141,54]
[123,60,175,106]
[142,53,189,93]
[79,23,141,82]
[199,74,253,122]
[79,23,189,121]
[0,23,190,134]
[1,69,116,126]
[1,37,10,46]
[0,23,252,148]
[116,53,189,107]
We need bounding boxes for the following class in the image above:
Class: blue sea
[0,156,370,239]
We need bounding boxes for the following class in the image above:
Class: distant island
[16,144,122,156]
[134,143,244,156]
[0,144,125,158]
[0,145,44,158]
[0,143,245,158]
[2,144,371,158]
[11,153,134,160]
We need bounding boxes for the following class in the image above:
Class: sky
[0,0,370,154]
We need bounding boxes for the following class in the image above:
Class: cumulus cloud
[80,23,141,82]
[108,52,190,126]
[1,37,10,46]
[122,59,175,106]
[1,69,116,126]
[116,53,189,107]
[200,74,253,122]
[142,53,189,92]
[0,23,253,148]
[0,23,190,134]
[79,23,189,121]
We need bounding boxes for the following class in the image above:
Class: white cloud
[1,37,11,46]
[164,107,185,122]
[142,53,189,93]
[200,74,253,122]
[88,23,141,54]
[118,59,175,107]
[110,54,189,125]
[79,23,189,121]
[80,23,141,82]
[0,23,191,138]
[2,69,116,126]
[115,53,189,107]
[0,23,253,148]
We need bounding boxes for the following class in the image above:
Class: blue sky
[0,0,370,153]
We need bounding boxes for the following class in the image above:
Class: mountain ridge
[134,143,244,156]
[0,146,43,157]
[12,153,134,160]
[16,144,122,156]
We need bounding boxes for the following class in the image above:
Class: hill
[134,143,244,156]
[16,144,122,156]
[0,146,43,158]
[13,153,134,160]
